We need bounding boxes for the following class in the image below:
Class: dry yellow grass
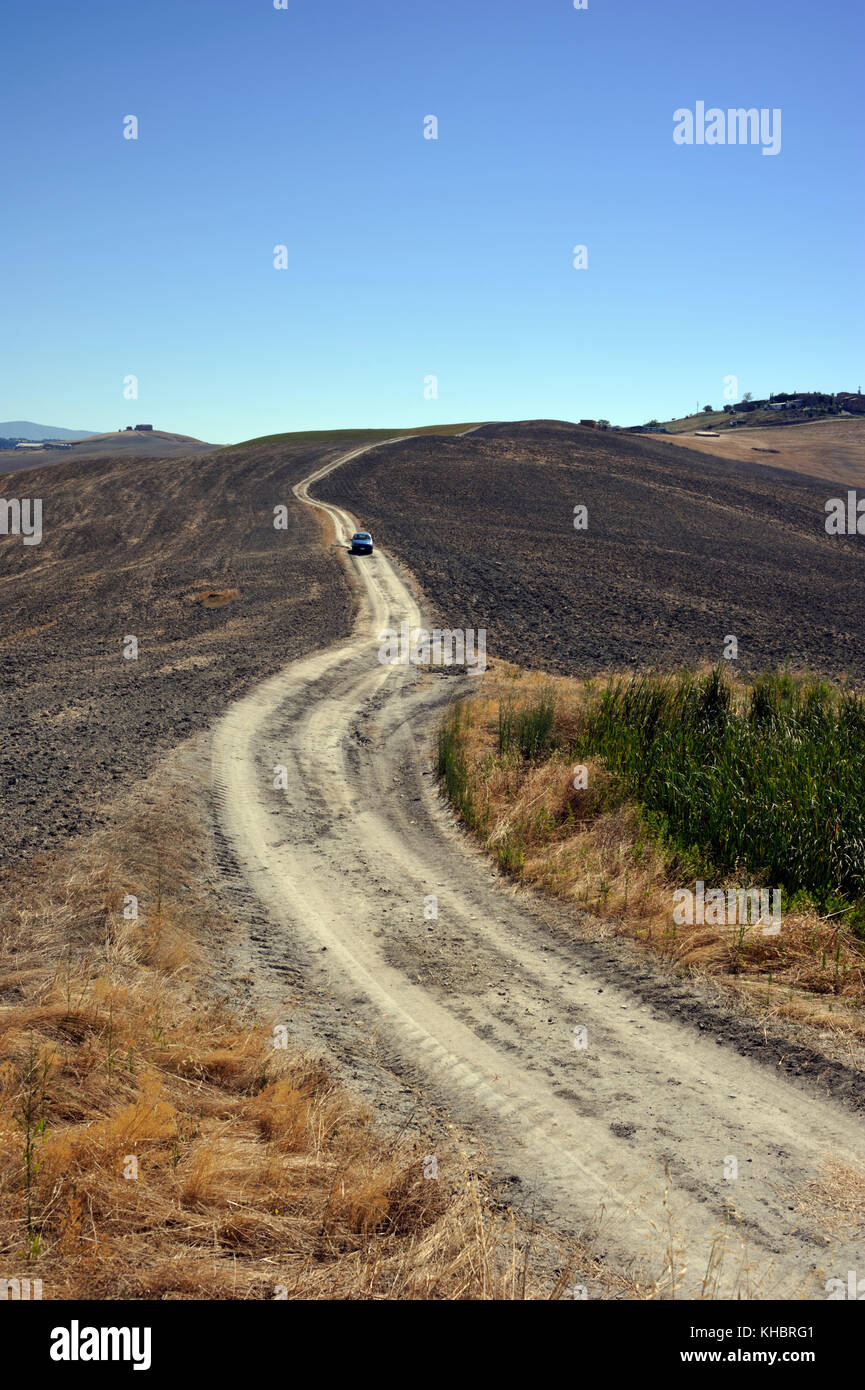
[785,1160,865,1245]
[0,770,623,1300]
[443,663,865,1040]
[660,415,865,489]
[189,587,240,609]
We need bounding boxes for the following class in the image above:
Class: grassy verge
[0,765,622,1299]
[579,668,865,920]
[659,411,730,433]
[437,664,865,1035]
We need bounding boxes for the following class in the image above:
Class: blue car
[350,531,374,555]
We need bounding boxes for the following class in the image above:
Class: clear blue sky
[2,0,862,443]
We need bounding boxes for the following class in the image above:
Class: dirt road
[211,441,864,1299]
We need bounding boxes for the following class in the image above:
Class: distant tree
[742,391,753,402]
[723,405,734,413]
[597,419,610,430]
[703,404,713,413]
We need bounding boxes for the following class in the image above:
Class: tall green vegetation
[15,1034,51,1258]
[498,687,556,760]
[578,667,865,918]
[437,703,480,830]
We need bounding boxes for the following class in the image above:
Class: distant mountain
[0,421,97,441]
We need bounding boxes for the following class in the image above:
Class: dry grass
[785,1160,865,1245]
[441,663,865,1040]
[660,415,865,489]
[0,770,617,1300]
[190,588,240,609]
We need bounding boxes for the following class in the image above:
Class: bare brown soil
[0,438,361,865]
[314,419,865,681]
[0,427,489,866]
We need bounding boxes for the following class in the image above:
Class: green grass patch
[576,667,865,926]
[218,423,489,452]
[660,411,730,433]
[437,703,483,832]
[498,687,556,760]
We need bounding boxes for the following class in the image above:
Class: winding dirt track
[211,441,864,1299]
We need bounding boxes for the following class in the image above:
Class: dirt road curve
[211,441,864,1299]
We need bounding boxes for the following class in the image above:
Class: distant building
[14,439,73,450]
[134,424,153,432]
[579,419,597,428]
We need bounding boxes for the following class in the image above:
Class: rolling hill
[0,429,220,474]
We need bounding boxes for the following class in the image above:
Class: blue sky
[2,0,862,442]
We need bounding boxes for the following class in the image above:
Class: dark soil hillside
[0,439,359,865]
[314,420,865,681]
